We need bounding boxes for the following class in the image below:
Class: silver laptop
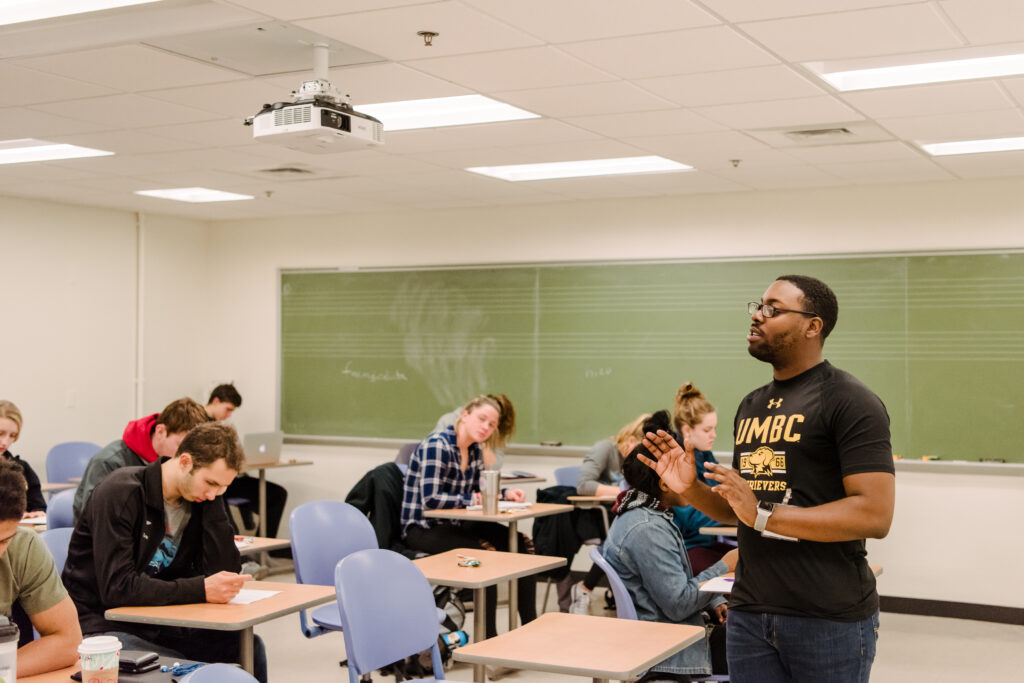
[242,431,284,468]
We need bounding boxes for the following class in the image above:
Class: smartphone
[120,650,160,673]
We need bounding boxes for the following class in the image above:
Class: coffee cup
[78,635,122,683]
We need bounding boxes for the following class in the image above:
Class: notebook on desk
[242,431,284,467]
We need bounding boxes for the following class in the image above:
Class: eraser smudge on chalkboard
[540,441,562,447]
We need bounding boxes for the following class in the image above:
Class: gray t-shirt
[146,499,191,577]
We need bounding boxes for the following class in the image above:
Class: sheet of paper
[699,576,735,593]
[234,537,254,548]
[229,589,280,605]
[19,515,46,526]
[466,501,531,511]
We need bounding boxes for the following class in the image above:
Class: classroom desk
[500,476,545,485]
[21,656,200,683]
[454,612,705,683]
[241,460,312,538]
[566,495,616,534]
[423,503,572,633]
[699,525,738,537]
[235,535,291,556]
[414,548,566,683]
[40,481,77,493]
[105,580,333,675]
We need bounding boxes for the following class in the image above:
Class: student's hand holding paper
[205,571,253,603]
[503,488,525,503]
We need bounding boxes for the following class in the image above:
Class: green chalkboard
[280,252,1024,461]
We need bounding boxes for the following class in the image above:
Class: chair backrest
[335,549,444,682]
[179,663,258,682]
[47,489,76,530]
[45,442,101,483]
[290,500,378,587]
[554,465,581,488]
[38,527,73,574]
[589,546,638,620]
[394,442,419,466]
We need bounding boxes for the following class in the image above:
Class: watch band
[753,501,774,532]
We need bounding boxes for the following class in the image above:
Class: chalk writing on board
[585,368,613,379]
[341,361,408,383]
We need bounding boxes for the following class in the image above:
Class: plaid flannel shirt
[401,425,484,533]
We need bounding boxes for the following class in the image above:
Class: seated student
[569,413,650,613]
[602,410,737,682]
[207,384,288,543]
[670,383,736,574]
[0,400,46,517]
[63,422,267,682]
[434,393,515,471]
[402,395,534,639]
[0,460,81,676]
[72,397,209,521]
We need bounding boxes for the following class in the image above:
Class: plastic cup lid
[78,636,122,655]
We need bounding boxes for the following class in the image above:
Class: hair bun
[676,382,703,401]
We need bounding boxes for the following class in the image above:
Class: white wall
[205,177,1024,609]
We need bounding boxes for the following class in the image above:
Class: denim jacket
[602,505,729,676]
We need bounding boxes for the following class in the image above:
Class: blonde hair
[613,413,651,448]
[0,401,22,436]
[673,382,714,432]
[485,394,516,450]
[455,395,502,436]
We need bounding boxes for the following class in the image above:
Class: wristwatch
[753,500,775,532]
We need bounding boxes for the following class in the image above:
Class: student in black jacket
[63,422,267,683]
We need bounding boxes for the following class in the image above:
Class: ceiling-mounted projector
[244,43,383,154]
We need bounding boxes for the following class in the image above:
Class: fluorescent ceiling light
[357,95,539,131]
[467,156,693,182]
[0,0,160,26]
[819,53,1024,91]
[0,138,114,164]
[134,187,253,203]
[919,136,1024,156]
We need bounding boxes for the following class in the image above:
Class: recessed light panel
[466,156,693,182]
[358,95,539,132]
[0,0,161,26]
[134,187,253,203]
[919,136,1024,156]
[818,53,1024,91]
[0,138,114,165]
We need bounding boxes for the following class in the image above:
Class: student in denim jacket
[602,411,737,682]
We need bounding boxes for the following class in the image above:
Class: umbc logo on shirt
[739,446,787,477]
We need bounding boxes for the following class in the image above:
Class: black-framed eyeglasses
[747,302,819,319]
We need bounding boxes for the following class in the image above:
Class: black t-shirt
[730,361,895,621]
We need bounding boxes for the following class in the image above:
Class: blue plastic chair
[45,441,101,484]
[335,549,445,683]
[290,500,378,639]
[178,663,258,682]
[554,465,580,488]
[47,489,75,529]
[38,527,73,574]
[394,442,418,467]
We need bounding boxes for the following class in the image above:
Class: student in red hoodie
[72,398,209,521]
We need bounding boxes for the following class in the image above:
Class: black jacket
[2,451,46,512]
[63,459,241,638]
[345,462,414,557]
[532,485,606,580]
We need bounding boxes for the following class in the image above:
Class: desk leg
[507,521,518,633]
[240,626,254,674]
[258,470,268,565]
[473,587,487,683]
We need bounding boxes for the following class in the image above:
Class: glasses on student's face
[747,302,819,319]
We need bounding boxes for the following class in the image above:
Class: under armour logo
[767,398,783,409]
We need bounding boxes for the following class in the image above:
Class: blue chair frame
[47,489,75,529]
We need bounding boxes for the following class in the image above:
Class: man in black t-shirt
[641,275,895,683]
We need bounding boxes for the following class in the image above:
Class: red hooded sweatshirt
[121,413,161,464]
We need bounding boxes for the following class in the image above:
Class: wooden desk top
[699,526,738,537]
[235,535,291,555]
[22,656,196,683]
[500,476,545,485]
[40,481,77,492]
[567,495,617,503]
[414,548,565,589]
[242,459,313,474]
[423,502,572,524]
[454,612,704,679]
[105,581,333,631]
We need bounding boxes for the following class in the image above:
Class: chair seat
[310,602,343,631]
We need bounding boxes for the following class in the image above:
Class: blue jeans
[726,610,879,683]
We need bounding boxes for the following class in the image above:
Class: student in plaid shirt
[401,395,536,638]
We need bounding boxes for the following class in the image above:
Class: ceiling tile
[840,81,1015,119]
[932,149,1024,177]
[620,131,805,169]
[143,119,254,148]
[48,130,199,155]
[382,119,600,155]
[997,76,1024,108]
[14,45,246,91]
[785,140,920,163]
[463,0,718,42]
[493,81,676,118]
[259,63,472,105]
[879,108,1024,141]
[694,95,862,130]
[722,164,845,190]
[739,5,964,62]
[0,107,112,138]
[638,65,825,107]
[405,139,645,170]
[297,1,542,61]
[196,1,432,21]
[561,26,777,79]
[939,0,1024,46]
[30,94,220,129]
[816,158,955,183]
[699,0,922,23]
[144,80,290,119]
[408,46,615,92]
[297,149,447,176]
[0,64,118,106]
[565,109,727,137]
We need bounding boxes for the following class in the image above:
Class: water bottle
[480,470,499,515]
[0,616,19,683]
[442,630,468,649]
